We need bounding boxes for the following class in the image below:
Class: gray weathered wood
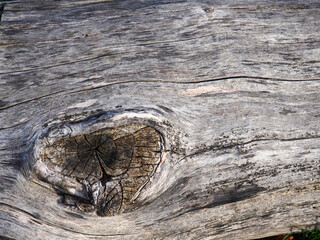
[0,0,320,239]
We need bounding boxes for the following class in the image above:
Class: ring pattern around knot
[39,123,163,216]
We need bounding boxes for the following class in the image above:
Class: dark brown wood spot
[204,7,214,13]
[42,124,163,216]
[0,3,5,22]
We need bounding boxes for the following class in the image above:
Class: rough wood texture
[36,123,163,216]
[0,0,320,239]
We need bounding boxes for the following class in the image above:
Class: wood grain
[0,0,319,239]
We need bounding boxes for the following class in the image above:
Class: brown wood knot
[204,7,214,13]
[39,123,163,216]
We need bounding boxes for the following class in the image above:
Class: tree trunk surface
[0,0,320,239]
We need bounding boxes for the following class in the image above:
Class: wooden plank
[0,0,320,239]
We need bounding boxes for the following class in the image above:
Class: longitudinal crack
[177,134,320,163]
[1,75,320,111]
[0,202,128,236]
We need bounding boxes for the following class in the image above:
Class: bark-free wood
[0,0,320,239]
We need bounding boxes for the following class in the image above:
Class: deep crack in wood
[39,123,163,216]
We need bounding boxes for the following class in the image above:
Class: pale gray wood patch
[0,0,320,239]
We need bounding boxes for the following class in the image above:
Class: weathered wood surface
[0,0,320,239]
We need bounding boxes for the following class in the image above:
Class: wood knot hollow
[37,123,163,216]
[204,7,214,13]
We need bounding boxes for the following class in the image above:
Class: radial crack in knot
[37,123,163,216]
